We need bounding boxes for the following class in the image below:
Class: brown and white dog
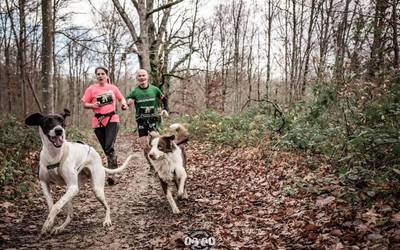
[148,123,189,214]
[25,109,135,234]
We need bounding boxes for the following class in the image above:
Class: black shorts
[136,118,159,137]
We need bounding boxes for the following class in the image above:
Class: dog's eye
[56,117,65,126]
[158,145,163,150]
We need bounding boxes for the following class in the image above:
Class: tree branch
[112,0,138,41]
[146,0,184,18]
[26,75,43,113]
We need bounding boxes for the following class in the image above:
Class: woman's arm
[114,86,128,110]
[120,97,128,110]
[82,101,99,109]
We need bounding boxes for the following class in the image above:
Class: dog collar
[47,163,60,170]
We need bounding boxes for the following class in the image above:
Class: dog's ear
[163,135,175,152]
[62,109,71,119]
[25,113,44,126]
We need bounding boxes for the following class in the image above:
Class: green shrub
[177,105,282,147]
[277,79,399,195]
[0,115,40,194]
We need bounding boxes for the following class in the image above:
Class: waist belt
[136,113,160,122]
[95,111,115,127]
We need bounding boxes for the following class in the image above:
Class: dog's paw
[51,226,64,235]
[103,219,112,227]
[41,219,54,234]
[41,225,51,235]
[177,190,189,200]
[106,177,115,186]
[172,208,181,214]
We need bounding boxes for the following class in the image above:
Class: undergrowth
[180,76,400,200]
[174,105,280,147]
[0,115,88,200]
[0,115,40,199]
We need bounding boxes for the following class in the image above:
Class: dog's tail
[104,154,136,174]
[170,123,189,145]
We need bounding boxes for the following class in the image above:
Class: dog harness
[46,143,91,170]
[46,163,60,170]
[176,137,189,146]
[94,111,115,128]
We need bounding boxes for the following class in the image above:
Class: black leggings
[136,118,160,137]
[94,122,119,157]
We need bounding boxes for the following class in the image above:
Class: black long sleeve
[161,96,169,112]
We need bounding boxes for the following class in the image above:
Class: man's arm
[126,88,136,107]
[161,96,168,112]
[127,98,135,106]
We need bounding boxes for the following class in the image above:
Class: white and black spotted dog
[148,123,189,214]
[25,109,135,234]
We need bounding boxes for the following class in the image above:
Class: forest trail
[1,133,399,249]
[2,134,192,249]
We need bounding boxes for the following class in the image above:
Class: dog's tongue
[53,136,64,147]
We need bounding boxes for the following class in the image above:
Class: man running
[126,69,168,168]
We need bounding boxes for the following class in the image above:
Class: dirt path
[2,133,399,249]
[2,134,190,249]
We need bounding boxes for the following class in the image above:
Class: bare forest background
[0,0,399,127]
[1,0,400,247]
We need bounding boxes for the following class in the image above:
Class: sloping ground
[183,143,400,249]
[1,134,399,249]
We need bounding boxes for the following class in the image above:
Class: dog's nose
[148,152,156,160]
[54,128,63,136]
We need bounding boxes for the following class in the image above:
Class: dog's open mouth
[49,135,64,148]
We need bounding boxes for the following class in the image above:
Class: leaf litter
[0,134,399,249]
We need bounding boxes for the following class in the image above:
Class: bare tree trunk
[301,0,317,95]
[246,24,256,105]
[334,0,351,83]
[289,0,297,103]
[216,5,229,113]
[392,0,399,69]
[18,0,27,115]
[52,0,58,110]
[67,44,75,123]
[233,0,244,112]
[265,0,276,101]
[284,0,289,103]
[4,41,12,113]
[182,0,200,110]
[296,0,305,99]
[316,0,333,83]
[200,21,216,109]
[41,0,54,113]
[257,33,262,101]
[5,0,25,115]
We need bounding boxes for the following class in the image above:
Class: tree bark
[316,0,333,83]
[301,0,317,95]
[334,0,351,83]
[392,0,399,69]
[18,0,27,115]
[233,0,244,112]
[41,0,54,113]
